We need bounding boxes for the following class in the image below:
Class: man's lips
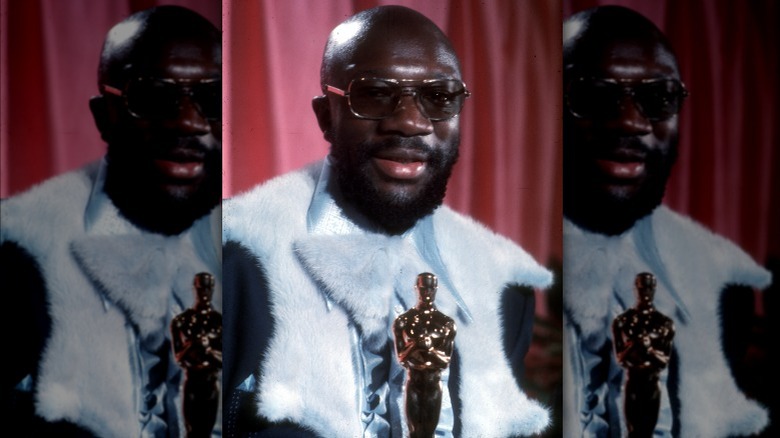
[153,150,207,181]
[154,159,205,180]
[594,148,647,180]
[371,149,429,180]
[595,159,645,179]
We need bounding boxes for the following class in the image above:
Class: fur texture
[1,162,220,437]
[562,206,771,437]
[223,160,554,437]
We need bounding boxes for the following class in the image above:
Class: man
[222,5,551,437]
[561,6,771,437]
[1,6,222,436]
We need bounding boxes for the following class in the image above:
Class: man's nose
[609,95,653,135]
[378,94,435,136]
[167,94,212,134]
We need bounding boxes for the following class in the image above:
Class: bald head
[563,5,679,81]
[320,5,460,88]
[98,5,220,89]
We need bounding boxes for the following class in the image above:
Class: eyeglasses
[324,77,471,121]
[101,77,221,121]
[566,77,688,121]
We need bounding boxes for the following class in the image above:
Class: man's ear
[312,95,334,143]
[89,95,112,143]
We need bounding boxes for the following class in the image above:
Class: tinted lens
[191,81,222,119]
[418,80,468,120]
[124,78,221,120]
[347,78,468,120]
[567,78,686,121]
[567,79,623,119]
[633,80,685,120]
[348,79,400,118]
[125,78,180,119]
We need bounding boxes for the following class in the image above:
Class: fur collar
[72,233,196,343]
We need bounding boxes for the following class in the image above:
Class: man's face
[324,37,462,234]
[104,38,221,206]
[564,39,682,234]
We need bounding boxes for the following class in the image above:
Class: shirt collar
[307,157,365,236]
[83,158,140,236]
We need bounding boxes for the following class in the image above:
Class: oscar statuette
[170,272,222,438]
[612,272,675,438]
[393,272,457,438]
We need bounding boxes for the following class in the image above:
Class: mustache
[136,136,220,163]
[590,137,652,161]
[158,138,214,161]
[363,137,434,157]
[107,136,220,166]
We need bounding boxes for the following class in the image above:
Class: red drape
[564,0,780,268]
[223,0,563,267]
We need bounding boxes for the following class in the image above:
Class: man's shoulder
[2,162,98,208]
[432,205,514,246]
[222,161,322,246]
[224,162,321,212]
[653,205,757,262]
[653,205,725,236]
[432,206,552,290]
[1,162,99,240]
[651,205,770,289]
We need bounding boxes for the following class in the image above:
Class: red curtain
[224,0,563,267]
[0,0,221,195]
[564,0,780,268]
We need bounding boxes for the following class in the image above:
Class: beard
[104,136,221,236]
[330,135,460,235]
[563,126,678,236]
